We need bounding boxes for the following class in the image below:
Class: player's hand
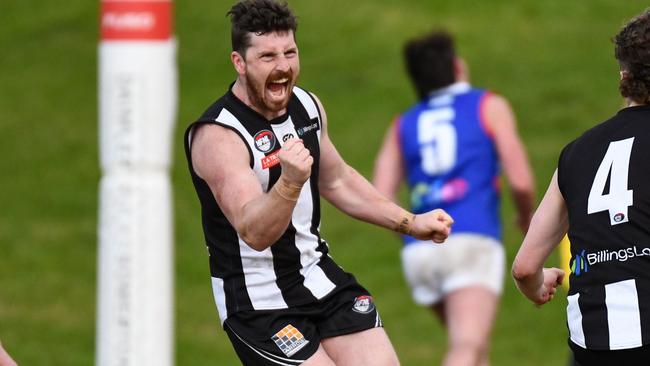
[278,139,313,185]
[533,267,565,306]
[410,209,454,243]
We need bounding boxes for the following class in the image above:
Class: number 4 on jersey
[587,137,635,225]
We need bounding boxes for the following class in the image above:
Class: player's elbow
[240,223,289,252]
[241,236,271,252]
[510,178,535,198]
[239,227,273,252]
[511,258,536,282]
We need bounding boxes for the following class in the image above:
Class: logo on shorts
[271,324,309,357]
[254,130,276,153]
[352,295,375,314]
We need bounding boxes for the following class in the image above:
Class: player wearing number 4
[512,9,650,366]
[373,31,535,366]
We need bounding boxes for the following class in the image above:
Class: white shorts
[400,233,505,306]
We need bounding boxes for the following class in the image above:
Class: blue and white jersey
[397,82,501,244]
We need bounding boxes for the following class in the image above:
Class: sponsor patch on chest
[254,130,276,153]
[261,151,280,169]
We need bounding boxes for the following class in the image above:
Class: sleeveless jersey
[559,104,650,351]
[183,85,353,323]
[397,82,500,244]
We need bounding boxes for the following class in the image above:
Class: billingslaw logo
[571,246,650,276]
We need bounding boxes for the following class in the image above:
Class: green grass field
[0,0,646,364]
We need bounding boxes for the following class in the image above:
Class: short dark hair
[227,0,298,57]
[404,30,456,99]
[614,9,650,104]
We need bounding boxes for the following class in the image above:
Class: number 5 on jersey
[587,137,635,226]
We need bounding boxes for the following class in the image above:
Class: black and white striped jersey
[558,104,650,350]
[184,85,354,324]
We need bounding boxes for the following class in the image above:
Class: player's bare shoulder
[190,123,250,181]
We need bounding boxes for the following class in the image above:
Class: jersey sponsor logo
[271,324,309,357]
[254,130,276,153]
[570,249,589,276]
[572,246,650,276]
[282,133,295,142]
[587,246,650,265]
[410,178,469,211]
[261,151,280,169]
[296,120,319,137]
[352,295,375,314]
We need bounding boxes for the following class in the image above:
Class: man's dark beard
[244,72,292,116]
[245,76,267,113]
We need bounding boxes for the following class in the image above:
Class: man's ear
[454,57,469,82]
[620,69,628,80]
[231,51,246,75]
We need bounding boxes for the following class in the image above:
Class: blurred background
[0,0,646,364]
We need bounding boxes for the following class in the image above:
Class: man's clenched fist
[410,209,454,243]
[278,139,313,185]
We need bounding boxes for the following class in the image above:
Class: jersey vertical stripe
[266,117,319,306]
[605,279,642,349]
[580,284,609,348]
[295,90,339,282]
[214,108,288,311]
[567,293,586,348]
[270,117,336,300]
[211,277,228,324]
[293,87,319,120]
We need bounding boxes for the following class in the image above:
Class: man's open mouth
[267,77,289,95]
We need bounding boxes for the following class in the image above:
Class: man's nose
[275,55,290,72]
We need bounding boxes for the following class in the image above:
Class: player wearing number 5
[374,31,534,366]
[513,9,650,365]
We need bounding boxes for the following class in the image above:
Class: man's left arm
[311,93,453,242]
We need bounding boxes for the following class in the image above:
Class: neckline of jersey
[226,83,292,125]
[619,103,650,114]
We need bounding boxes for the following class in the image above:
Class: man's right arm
[483,94,535,233]
[191,124,312,251]
[512,170,567,305]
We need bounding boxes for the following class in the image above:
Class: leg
[441,287,499,366]
[302,345,336,366]
[321,327,400,366]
